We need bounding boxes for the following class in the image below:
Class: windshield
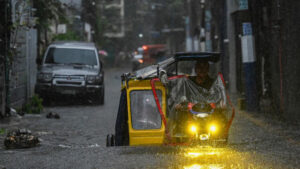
[130,90,162,130]
[44,48,98,66]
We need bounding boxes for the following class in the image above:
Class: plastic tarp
[165,75,231,137]
[133,57,175,79]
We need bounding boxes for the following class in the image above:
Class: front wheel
[94,87,104,105]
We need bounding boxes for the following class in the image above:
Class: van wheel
[99,87,105,105]
[100,89,104,105]
[94,89,104,105]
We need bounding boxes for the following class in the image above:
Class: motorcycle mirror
[159,69,168,85]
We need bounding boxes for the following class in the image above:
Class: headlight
[189,124,197,134]
[37,73,52,82]
[209,124,217,133]
[86,75,102,84]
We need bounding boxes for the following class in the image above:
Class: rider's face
[195,62,209,79]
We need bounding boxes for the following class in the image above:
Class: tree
[33,0,66,58]
[81,0,107,46]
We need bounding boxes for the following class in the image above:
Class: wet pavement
[0,66,300,169]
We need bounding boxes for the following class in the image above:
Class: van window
[45,48,98,66]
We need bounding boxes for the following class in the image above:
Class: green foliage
[24,95,43,114]
[52,31,82,41]
[33,0,66,31]
[81,0,107,46]
[0,128,5,135]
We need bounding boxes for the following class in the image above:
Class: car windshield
[44,47,97,66]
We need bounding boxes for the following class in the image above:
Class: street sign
[241,35,256,63]
[242,22,252,36]
[239,0,248,10]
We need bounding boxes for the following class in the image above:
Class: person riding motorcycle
[190,60,214,90]
[175,60,213,110]
[169,60,228,139]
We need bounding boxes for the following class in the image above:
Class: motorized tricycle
[107,52,235,146]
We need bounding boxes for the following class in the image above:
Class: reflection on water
[183,164,225,169]
[121,145,279,169]
[185,151,221,158]
[183,146,223,158]
[166,146,269,169]
[182,147,224,169]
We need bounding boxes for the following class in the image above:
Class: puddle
[36,131,54,136]
[57,143,101,149]
[58,144,72,148]
[88,143,100,148]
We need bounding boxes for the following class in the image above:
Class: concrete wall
[0,0,8,116]
[249,0,300,122]
[10,28,37,108]
[270,0,300,122]
[0,63,5,116]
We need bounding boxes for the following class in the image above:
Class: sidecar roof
[175,52,220,62]
[126,52,220,80]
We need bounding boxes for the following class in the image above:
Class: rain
[0,0,300,168]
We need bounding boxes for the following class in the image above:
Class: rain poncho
[167,75,227,114]
[164,74,232,138]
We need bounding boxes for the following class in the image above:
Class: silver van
[35,41,104,104]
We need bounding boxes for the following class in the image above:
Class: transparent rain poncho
[165,74,231,136]
[167,75,227,112]
[131,58,234,139]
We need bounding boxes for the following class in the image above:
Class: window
[130,90,162,130]
[45,48,97,66]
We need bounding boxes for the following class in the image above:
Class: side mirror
[159,69,168,85]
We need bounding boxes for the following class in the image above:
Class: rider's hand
[175,104,182,110]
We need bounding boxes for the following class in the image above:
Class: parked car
[35,41,104,104]
[131,52,143,71]
[131,44,167,71]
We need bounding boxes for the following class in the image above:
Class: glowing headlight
[209,124,217,133]
[189,125,197,134]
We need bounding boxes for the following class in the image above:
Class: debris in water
[46,112,60,119]
[4,129,39,149]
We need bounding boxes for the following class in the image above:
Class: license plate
[61,89,76,95]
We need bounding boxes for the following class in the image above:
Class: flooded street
[1,0,300,168]
[0,66,299,169]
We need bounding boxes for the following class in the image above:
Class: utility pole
[199,0,205,52]
[240,0,258,111]
[185,0,193,52]
[226,0,237,95]
[205,2,212,52]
